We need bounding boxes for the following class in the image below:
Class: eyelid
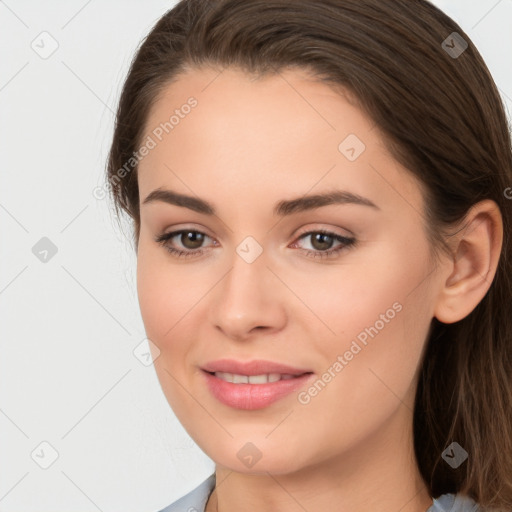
[159,223,215,239]
[293,223,355,239]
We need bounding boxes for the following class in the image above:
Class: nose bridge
[209,240,286,338]
[220,243,271,312]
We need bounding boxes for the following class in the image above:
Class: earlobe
[433,200,503,324]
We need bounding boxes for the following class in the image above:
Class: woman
[105,0,512,511]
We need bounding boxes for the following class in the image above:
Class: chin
[201,439,309,476]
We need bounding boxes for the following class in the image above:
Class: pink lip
[200,359,314,410]
[202,371,314,410]
[201,358,312,376]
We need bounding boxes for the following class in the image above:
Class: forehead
[137,66,424,217]
[142,66,371,156]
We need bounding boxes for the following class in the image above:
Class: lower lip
[202,370,314,410]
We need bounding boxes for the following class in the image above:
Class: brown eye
[155,228,356,260]
[309,232,335,251]
[292,229,357,260]
[179,231,205,249]
[155,229,213,259]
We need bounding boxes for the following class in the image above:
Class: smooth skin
[135,66,503,512]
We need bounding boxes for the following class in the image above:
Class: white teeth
[213,372,298,384]
[248,374,269,384]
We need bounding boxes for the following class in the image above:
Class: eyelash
[154,228,356,260]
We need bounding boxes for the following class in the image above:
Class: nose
[208,249,287,341]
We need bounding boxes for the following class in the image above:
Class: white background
[1,1,511,511]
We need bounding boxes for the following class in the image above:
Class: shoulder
[156,473,216,512]
[428,492,482,512]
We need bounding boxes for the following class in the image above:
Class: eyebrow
[142,188,380,216]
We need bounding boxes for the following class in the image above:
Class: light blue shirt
[157,473,482,512]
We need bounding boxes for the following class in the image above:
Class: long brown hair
[106,1,512,509]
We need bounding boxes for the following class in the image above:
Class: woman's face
[136,66,444,474]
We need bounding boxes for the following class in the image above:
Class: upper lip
[201,359,313,376]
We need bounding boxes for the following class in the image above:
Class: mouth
[201,358,313,377]
[204,370,312,384]
[201,367,315,410]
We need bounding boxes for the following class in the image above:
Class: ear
[433,199,503,324]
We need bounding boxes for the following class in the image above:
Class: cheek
[136,250,163,340]
[293,240,433,400]
[290,240,429,340]
[136,243,212,360]
[136,244,183,347]
[136,249,197,405]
